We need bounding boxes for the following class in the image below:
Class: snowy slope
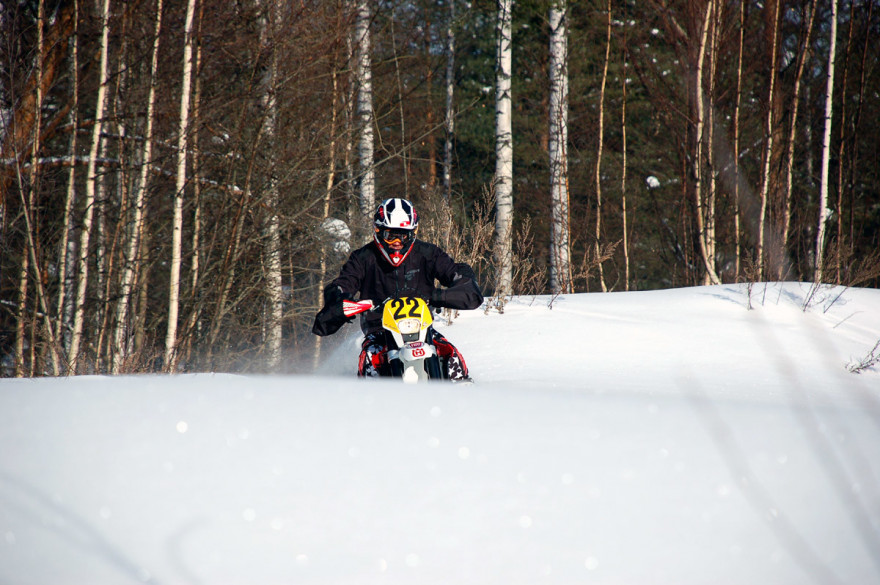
[1,282,879,585]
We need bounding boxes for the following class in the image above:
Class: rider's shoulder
[350,242,377,261]
[412,239,445,256]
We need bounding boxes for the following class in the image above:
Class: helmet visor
[378,228,415,246]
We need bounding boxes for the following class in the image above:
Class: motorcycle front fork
[389,355,445,379]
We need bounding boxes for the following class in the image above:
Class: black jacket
[312,240,483,336]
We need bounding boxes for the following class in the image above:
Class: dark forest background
[2,0,878,376]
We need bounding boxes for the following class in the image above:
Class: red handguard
[342,299,374,317]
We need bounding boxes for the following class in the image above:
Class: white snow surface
[2,282,880,585]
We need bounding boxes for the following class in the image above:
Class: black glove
[429,288,445,308]
[323,284,347,306]
[312,285,354,336]
[432,271,482,311]
[325,284,357,320]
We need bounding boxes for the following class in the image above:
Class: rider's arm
[312,282,356,336]
[429,247,483,310]
[328,248,367,300]
[311,252,365,336]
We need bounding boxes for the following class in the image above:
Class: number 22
[392,298,421,320]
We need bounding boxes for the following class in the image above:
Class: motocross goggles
[377,227,415,246]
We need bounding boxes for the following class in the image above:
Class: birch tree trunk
[621,20,630,291]
[314,66,341,371]
[19,0,61,375]
[781,0,816,277]
[14,250,28,377]
[17,0,61,374]
[355,0,375,224]
[20,206,62,375]
[815,0,839,282]
[494,0,514,298]
[259,0,283,370]
[733,0,745,280]
[69,0,112,371]
[443,0,455,200]
[185,0,205,365]
[96,24,130,371]
[14,30,39,373]
[93,106,109,366]
[593,0,611,292]
[693,0,721,285]
[757,0,781,278]
[343,12,357,227]
[165,0,197,372]
[706,0,720,282]
[29,0,44,279]
[112,0,163,374]
[548,0,571,294]
[58,0,79,358]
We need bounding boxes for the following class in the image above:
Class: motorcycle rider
[312,197,483,381]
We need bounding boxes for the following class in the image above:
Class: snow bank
[2,283,879,584]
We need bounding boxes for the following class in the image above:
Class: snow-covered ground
[2,282,879,585]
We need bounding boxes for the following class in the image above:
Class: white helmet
[373,198,418,266]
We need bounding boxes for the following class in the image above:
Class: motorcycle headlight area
[397,318,422,335]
